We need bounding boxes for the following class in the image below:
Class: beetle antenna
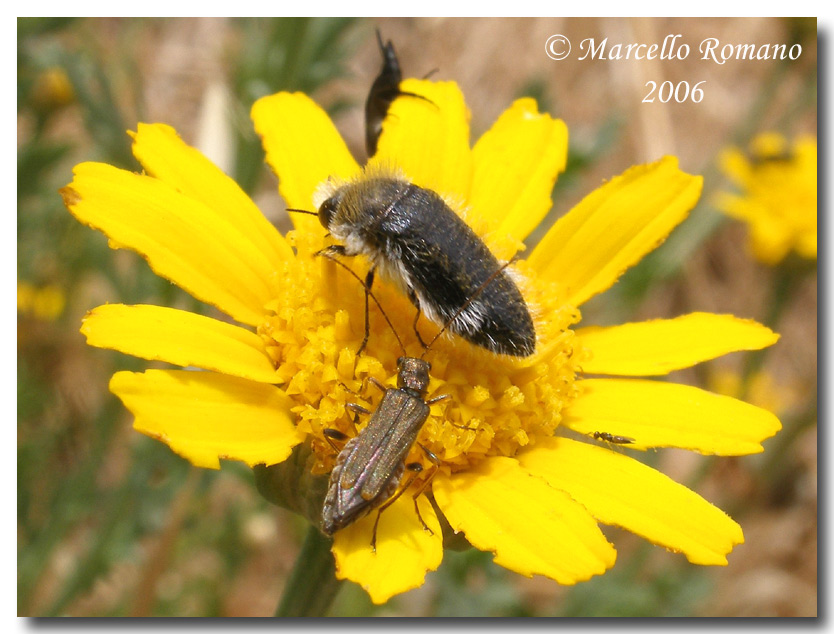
[421,255,521,358]
[316,249,407,357]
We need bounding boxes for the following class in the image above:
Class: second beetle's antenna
[421,256,521,357]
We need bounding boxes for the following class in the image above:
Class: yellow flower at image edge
[17,281,66,321]
[61,80,781,605]
[717,132,817,265]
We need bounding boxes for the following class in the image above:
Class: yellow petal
[470,98,568,242]
[563,378,782,455]
[129,123,293,267]
[797,229,817,260]
[251,92,360,232]
[718,148,751,189]
[62,163,279,327]
[433,456,616,584]
[528,157,702,307]
[577,313,780,376]
[82,304,281,383]
[370,80,472,204]
[749,213,793,265]
[518,437,744,565]
[332,494,442,605]
[110,369,302,469]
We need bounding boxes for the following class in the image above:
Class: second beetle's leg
[344,402,370,437]
[369,444,443,551]
[368,460,432,552]
[408,443,442,533]
[323,399,369,451]
[407,287,429,349]
[369,472,416,551]
[357,267,377,356]
[322,428,348,453]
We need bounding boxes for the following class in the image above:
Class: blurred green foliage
[231,17,361,194]
[17,17,361,617]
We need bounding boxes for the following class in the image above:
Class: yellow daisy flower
[61,79,781,606]
[17,281,66,322]
[29,66,75,114]
[716,132,817,265]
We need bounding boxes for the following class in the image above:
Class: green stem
[733,261,815,504]
[688,263,808,502]
[274,525,343,617]
[740,263,799,397]
[757,403,817,491]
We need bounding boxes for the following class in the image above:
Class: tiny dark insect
[750,150,795,166]
[321,260,515,549]
[364,30,434,157]
[592,431,635,445]
[315,170,537,357]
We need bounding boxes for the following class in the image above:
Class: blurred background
[17,17,817,616]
